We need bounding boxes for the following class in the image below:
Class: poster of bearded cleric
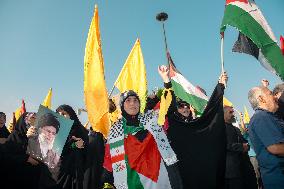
[26,105,73,168]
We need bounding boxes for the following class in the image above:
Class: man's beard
[39,134,54,158]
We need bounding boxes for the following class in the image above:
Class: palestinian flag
[167,52,208,114]
[220,0,284,80]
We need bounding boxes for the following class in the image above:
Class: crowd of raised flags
[1,0,284,189]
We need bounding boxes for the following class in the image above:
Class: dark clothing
[56,105,89,189]
[225,178,243,189]
[0,113,41,189]
[249,108,284,189]
[225,124,257,189]
[167,83,227,189]
[83,131,105,189]
[275,92,284,120]
[56,125,89,189]
[0,125,10,138]
[225,123,246,178]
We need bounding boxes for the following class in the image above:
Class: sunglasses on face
[178,103,190,109]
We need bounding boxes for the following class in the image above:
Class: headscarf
[119,90,140,126]
[24,112,36,128]
[174,99,193,122]
[14,112,29,136]
[56,104,88,143]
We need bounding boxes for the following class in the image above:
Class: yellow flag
[243,106,250,124]
[15,99,26,121]
[84,5,110,138]
[42,88,52,109]
[114,39,147,112]
[158,88,172,126]
[223,97,233,107]
[14,107,22,121]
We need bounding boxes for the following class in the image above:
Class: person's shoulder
[251,109,273,121]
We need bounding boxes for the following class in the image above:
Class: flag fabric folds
[84,5,110,138]
[281,35,284,55]
[168,52,208,114]
[220,0,284,80]
[223,97,233,107]
[42,88,52,109]
[15,99,26,121]
[243,106,250,125]
[114,39,147,112]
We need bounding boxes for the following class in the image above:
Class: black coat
[56,105,89,189]
[83,131,105,189]
[225,123,258,189]
[225,123,246,178]
[167,83,227,189]
[0,113,41,189]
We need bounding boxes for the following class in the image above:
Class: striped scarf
[108,110,177,189]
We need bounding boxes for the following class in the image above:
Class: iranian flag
[220,0,284,80]
[167,52,208,114]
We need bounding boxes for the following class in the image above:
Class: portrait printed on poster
[27,105,73,168]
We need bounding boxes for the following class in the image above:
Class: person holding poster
[27,113,60,168]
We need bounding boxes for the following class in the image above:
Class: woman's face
[123,96,140,116]
[26,113,36,126]
[58,110,70,119]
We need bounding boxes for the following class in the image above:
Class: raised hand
[26,126,37,138]
[218,72,228,86]
[261,79,269,87]
[158,65,170,83]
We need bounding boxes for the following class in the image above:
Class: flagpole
[221,33,227,88]
[221,37,225,73]
[108,85,115,98]
[156,12,169,67]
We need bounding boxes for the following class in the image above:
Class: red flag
[21,99,26,114]
[281,35,284,55]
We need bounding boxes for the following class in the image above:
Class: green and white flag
[220,0,284,80]
[167,52,208,114]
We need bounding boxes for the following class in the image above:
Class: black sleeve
[3,132,29,163]
[144,96,160,112]
[100,168,114,188]
[226,142,244,152]
[202,83,225,115]
[226,127,246,153]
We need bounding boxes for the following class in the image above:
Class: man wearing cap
[27,113,60,168]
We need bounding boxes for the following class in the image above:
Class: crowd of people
[0,66,284,189]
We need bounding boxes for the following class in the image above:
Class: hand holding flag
[218,72,228,86]
[158,65,170,83]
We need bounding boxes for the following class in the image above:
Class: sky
[0,0,284,124]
